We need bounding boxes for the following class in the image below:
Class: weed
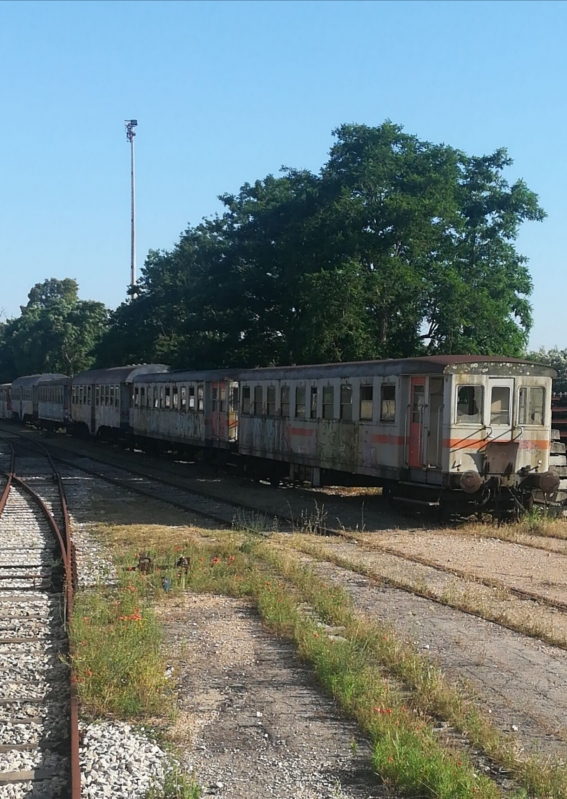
[146,765,201,799]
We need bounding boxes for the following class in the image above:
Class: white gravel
[79,721,170,798]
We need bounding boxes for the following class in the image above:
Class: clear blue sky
[1,0,565,349]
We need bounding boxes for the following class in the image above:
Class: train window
[220,386,226,413]
[72,387,76,404]
[95,386,100,406]
[140,387,145,407]
[412,386,425,422]
[280,386,290,417]
[79,386,84,405]
[267,386,276,415]
[109,386,115,407]
[158,386,164,409]
[340,385,353,421]
[133,388,138,408]
[322,386,334,419]
[295,386,306,419]
[490,387,510,426]
[519,387,545,425]
[173,386,179,409]
[165,387,171,409]
[310,387,318,419]
[197,384,204,412]
[88,386,92,404]
[242,386,251,414]
[360,385,373,421]
[115,386,119,408]
[254,386,263,415]
[456,386,483,423]
[154,387,160,409]
[380,385,396,422]
[181,386,186,410]
[189,386,195,411]
[212,387,218,412]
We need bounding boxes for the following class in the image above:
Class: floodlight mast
[125,119,138,291]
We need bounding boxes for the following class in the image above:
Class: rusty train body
[0,356,559,514]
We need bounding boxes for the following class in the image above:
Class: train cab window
[230,385,239,412]
[280,386,290,417]
[380,385,396,422]
[519,387,545,425]
[181,386,187,410]
[254,386,263,415]
[490,387,510,426]
[340,385,353,421]
[310,387,318,419]
[267,386,276,415]
[242,386,251,414]
[322,386,334,420]
[189,386,196,411]
[212,387,218,412]
[456,386,483,424]
[165,387,171,409]
[295,386,306,419]
[197,384,204,412]
[360,385,373,421]
[172,386,179,410]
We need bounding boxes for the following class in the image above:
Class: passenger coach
[11,374,68,424]
[237,356,557,512]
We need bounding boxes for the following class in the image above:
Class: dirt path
[157,594,389,799]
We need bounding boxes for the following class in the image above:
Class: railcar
[37,376,72,430]
[0,384,11,420]
[130,369,240,456]
[71,365,168,439]
[11,374,68,424]
[237,356,558,514]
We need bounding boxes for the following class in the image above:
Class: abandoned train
[0,355,559,514]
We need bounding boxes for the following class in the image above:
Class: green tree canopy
[96,121,545,369]
[0,278,108,380]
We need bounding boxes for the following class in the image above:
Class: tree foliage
[94,121,545,369]
[528,348,567,393]
[0,279,108,381]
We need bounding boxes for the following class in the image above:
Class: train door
[426,377,444,468]
[488,378,514,441]
[228,382,239,443]
[408,377,426,467]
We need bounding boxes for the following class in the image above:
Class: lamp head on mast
[125,119,138,143]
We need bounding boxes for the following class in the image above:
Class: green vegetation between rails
[72,525,567,799]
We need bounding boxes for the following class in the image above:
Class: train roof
[131,368,241,384]
[12,373,69,388]
[237,355,556,380]
[72,364,169,385]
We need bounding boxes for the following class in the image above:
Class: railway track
[0,436,79,798]
[7,428,567,651]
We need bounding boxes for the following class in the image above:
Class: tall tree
[2,278,108,377]
[98,121,545,368]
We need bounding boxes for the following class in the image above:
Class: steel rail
[0,440,80,799]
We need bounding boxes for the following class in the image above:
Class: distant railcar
[130,369,240,456]
[11,374,68,424]
[71,365,169,439]
[0,384,11,420]
[37,376,72,430]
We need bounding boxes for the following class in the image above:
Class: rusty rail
[0,440,80,799]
